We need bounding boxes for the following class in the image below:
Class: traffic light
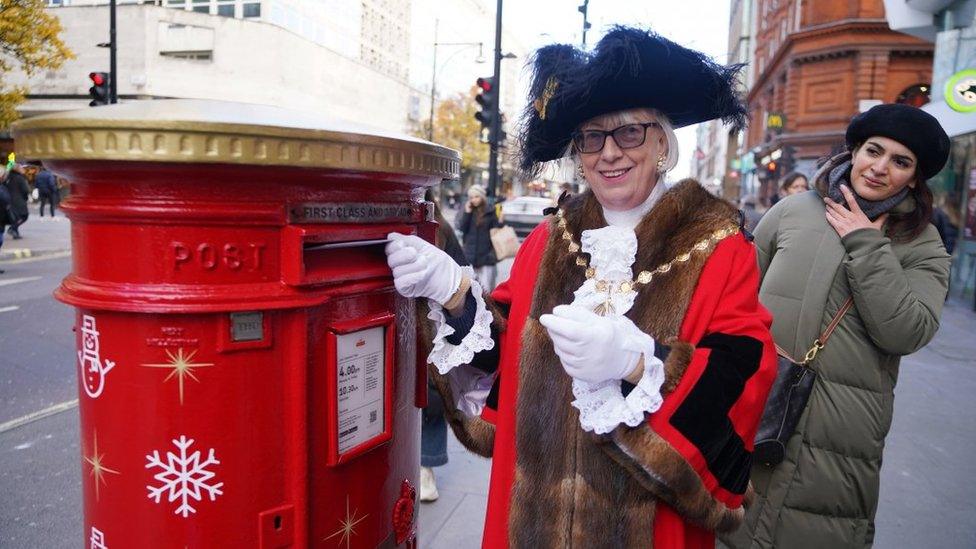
[88,72,110,107]
[765,160,778,177]
[474,76,496,132]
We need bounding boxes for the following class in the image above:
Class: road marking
[0,399,79,434]
[0,250,71,265]
[0,305,19,313]
[0,276,42,287]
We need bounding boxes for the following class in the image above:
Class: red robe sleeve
[601,233,777,538]
[480,221,549,425]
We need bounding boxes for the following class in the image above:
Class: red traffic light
[476,77,493,92]
[89,72,106,86]
[766,161,777,172]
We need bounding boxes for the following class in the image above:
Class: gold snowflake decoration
[325,496,368,549]
[142,348,215,405]
[84,430,120,501]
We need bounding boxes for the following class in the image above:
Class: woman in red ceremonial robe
[385,27,777,548]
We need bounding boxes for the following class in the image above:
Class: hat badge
[533,76,559,120]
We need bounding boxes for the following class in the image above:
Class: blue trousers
[421,380,448,467]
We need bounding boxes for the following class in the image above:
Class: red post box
[12,100,459,548]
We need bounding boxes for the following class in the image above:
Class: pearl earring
[656,155,666,170]
[576,164,585,180]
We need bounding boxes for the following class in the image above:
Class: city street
[1,212,974,547]
[1,247,80,547]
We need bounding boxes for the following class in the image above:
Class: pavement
[0,204,71,262]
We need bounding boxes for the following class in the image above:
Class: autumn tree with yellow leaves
[415,88,490,173]
[0,0,74,130]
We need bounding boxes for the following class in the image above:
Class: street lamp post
[428,20,484,141]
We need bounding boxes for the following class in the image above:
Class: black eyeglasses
[571,122,660,154]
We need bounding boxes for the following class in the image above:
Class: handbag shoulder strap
[819,297,854,345]
[797,296,854,364]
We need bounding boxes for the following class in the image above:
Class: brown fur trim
[605,425,745,533]
[509,181,743,544]
[415,292,500,459]
[660,338,695,396]
[743,482,756,509]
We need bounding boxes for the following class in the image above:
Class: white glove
[385,232,463,305]
[539,304,655,384]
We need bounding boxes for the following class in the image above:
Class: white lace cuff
[426,266,495,374]
[570,351,666,435]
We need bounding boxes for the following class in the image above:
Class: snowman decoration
[78,315,115,399]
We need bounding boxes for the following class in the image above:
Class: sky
[492,0,734,180]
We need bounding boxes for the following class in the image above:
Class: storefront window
[933,133,976,300]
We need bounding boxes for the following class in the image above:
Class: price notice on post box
[335,326,386,454]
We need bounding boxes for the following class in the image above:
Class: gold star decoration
[141,348,214,405]
[324,496,368,549]
[84,430,120,501]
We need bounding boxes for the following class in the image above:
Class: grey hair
[563,108,680,176]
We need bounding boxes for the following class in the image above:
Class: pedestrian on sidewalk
[386,27,776,548]
[0,166,10,274]
[724,103,952,549]
[34,162,59,217]
[739,194,764,233]
[770,171,808,207]
[454,184,500,291]
[3,163,30,239]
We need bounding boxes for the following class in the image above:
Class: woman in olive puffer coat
[725,104,952,548]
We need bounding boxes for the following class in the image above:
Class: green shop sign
[944,69,976,113]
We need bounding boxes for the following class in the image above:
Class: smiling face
[577,109,668,211]
[850,136,918,201]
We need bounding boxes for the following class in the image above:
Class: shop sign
[945,69,976,113]
[766,112,785,132]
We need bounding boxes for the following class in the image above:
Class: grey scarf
[825,159,909,220]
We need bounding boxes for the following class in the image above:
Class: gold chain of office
[554,210,740,316]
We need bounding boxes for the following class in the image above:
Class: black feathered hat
[845,103,950,181]
[517,26,748,175]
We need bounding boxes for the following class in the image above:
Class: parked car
[501,196,552,237]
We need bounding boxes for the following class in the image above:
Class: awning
[922,99,976,138]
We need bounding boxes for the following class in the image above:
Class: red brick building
[747,0,934,202]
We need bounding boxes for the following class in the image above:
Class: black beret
[846,103,950,180]
[517,27,747,175]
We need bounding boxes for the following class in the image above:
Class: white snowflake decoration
[145,435,224,518]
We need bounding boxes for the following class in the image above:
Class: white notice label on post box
[336,326,385,454]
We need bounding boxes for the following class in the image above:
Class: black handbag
[753,297,854,466]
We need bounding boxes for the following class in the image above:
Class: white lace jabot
[569,225,665,434]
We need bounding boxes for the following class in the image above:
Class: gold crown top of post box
[11,99,461,179]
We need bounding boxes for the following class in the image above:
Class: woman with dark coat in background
[4,164,30,239]
[725,104,952,549]
[0,166,10,273]
[454,183,501,290]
